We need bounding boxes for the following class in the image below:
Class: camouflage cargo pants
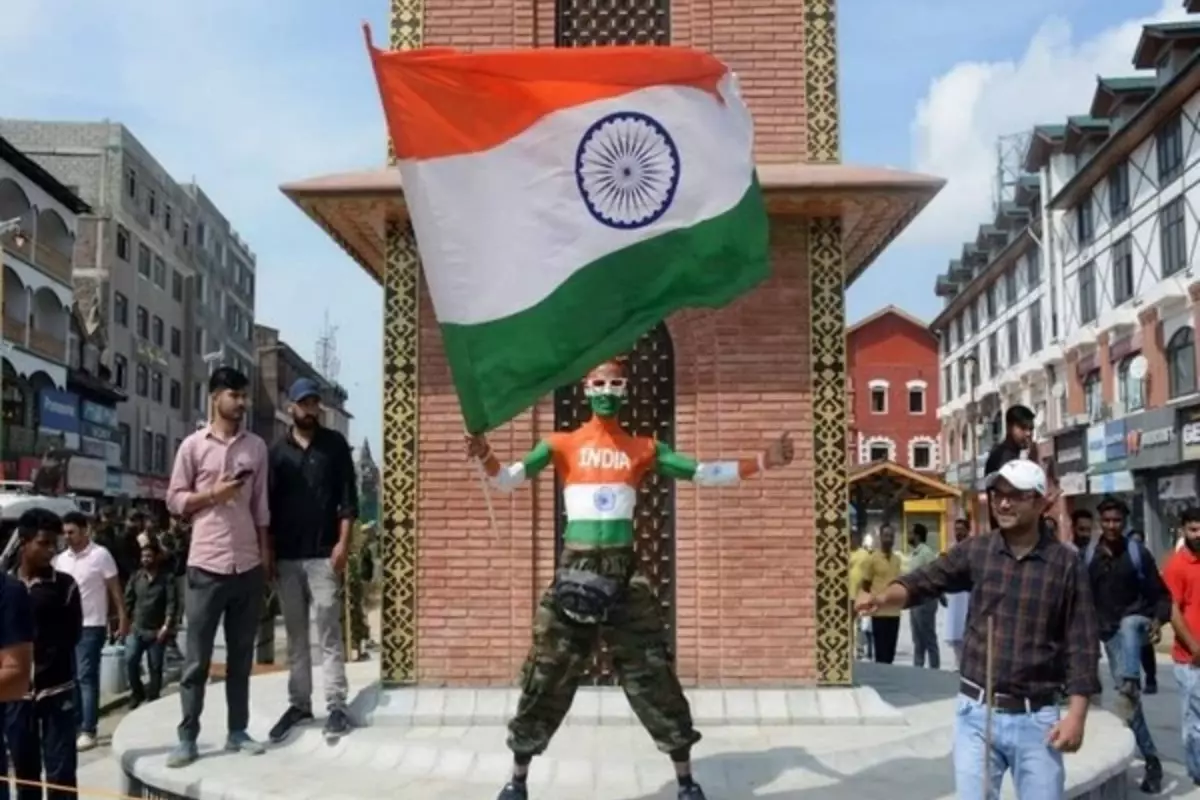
[507,547,701,758]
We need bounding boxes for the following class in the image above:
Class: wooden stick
[982,616,995,799]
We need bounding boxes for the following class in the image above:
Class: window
[1084,369,1102,419]
[1118,355,1146,413]
[1161,196,1187,277]
[1079,261,1098,324]
[1112,236,1134,304]
[151,315,164,347]
[116,225,130,261]
[197,221,207,248]
[1168,327,1197,399]
[1076,195,1094,245]
[113,292,128,327]
[125,167,137,199]
[182,221,190,247]
[151,371,163,403]
[164,203,173,233]
[137,243,151,278]
[912,443,932,470]
[954,316,965,344]
[114,354,128,389]
[985,284,997,319]
[194,328,203,356]
[135,365,148,397]
[141,431,153,473]
[171,270,184,302]
[956,359,966,398]
[136,306,148,338]
[907,385,925,414]
[194,273,205,301]
[118,423,131,468]
[1025,250,1040,287]
[869,383,887,414]
[154,435,167,474]
[1004,268,1017,308]
[987,332,999,377]
[942,365,952,403]
[1006,317,1019,366]
[869,444,889,462]
[1029,300,1043,354]
[148,189,157,217]
[1157,113,1184,185]
[170,327,182,357]
[152,256,166,288]
[1108,161,1130,222]
[170,379,182,409]
[969,303,979,334]
[192,382,202,413]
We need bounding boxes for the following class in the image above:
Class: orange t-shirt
[1161,548,1200,664]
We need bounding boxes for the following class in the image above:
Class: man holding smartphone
[164,367,272,768]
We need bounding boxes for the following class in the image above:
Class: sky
[0,0,1186,457]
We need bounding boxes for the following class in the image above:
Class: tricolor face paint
[583,360,627,418]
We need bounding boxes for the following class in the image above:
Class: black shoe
[1141,757,1163,794]
[678,783,708,800]
[323,708,352,739]
[1145,680,1158,695]
[128,698,143,711]
[268,705,314,743]
[496,781,528,800]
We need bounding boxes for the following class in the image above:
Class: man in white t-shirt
[54,512,129,751]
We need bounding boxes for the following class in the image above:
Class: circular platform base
[115,663,1135,800]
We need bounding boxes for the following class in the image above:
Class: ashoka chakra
[574,111,681,230]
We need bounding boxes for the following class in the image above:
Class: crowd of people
[854,404,1200,798]
[0,366,363,796]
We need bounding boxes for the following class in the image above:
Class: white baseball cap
[984,459,1047,496]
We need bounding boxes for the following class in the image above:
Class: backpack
[1084,535,1146,583]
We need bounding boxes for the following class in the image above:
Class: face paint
[584,375,627,418]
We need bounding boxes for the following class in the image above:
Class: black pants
[1142,642,1158,686]
[871,616,900,665]
[178,566,264,743]
[127,632,166,703]
[4,692,77,800]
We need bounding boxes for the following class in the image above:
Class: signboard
[66,457,107,493]
[80,401,118,431]
[1087,424,1107,466]
[1182,406,1200,462]
[1054,429,1087,473]
[1059,472,1088,496]
[1125,407,1181,471]
[1104,419,1127,461]
[37,390,79,435]
[1089,470,1135,494]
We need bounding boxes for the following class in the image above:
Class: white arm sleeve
[692,461,742,487]
[488,462,527,493]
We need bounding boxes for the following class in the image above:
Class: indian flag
[366,31,769,433]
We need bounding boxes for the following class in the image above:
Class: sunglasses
[584,377,628,396]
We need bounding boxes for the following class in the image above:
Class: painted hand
[762,431,794,469]
[465,434,491,461]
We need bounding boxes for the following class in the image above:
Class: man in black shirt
[983,405,1037,531]
[7,510,82,800]
[1085,497,1167,793]
[124,540,177,708]
[267,378,359,744]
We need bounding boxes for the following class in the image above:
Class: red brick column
[1139,308,1167,407]
[1098,333,1114,410]
[1064,350,1085,417]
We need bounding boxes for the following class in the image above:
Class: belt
[959,680,1058,714]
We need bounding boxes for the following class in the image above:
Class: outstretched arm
[470,437,554,493]
[653,441,762,486]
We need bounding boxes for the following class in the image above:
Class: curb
[99,692,131,716]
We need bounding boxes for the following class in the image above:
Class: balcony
[2,316,24,345]
[0,231,31,261]
[31,242,72,284]
[26,329,66,363]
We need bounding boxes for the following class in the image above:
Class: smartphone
[233,468,253,482]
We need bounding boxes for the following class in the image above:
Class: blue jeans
[1175,664,1200,781]
[126,633,165,703]
[1102,615,1158,760]
[73,625,106,736]
[953,695,1064,799]
[5,691,78,800]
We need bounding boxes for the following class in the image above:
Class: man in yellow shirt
[848,531,870,659]
[859,524,903,664]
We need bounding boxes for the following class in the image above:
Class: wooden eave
[1051,51,1200,210]
[279,162,944,289]
[929,225,1037,330]
[849,460,961,501]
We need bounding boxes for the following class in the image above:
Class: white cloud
[904,0,1188,247]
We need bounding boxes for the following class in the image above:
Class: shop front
[1127,406,1192,556]
[1086,419,1142,528]
[1054,428,1088,500]
[36,389,80,452]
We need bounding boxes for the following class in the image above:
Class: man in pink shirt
[164,367,272,768]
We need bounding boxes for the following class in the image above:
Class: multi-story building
[0,135,88,480]
[252,324,351,445]
[932,9,1200,551]
[0,121,257,501]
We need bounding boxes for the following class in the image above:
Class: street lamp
[963,353,980,533]
[0,218,28,480]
